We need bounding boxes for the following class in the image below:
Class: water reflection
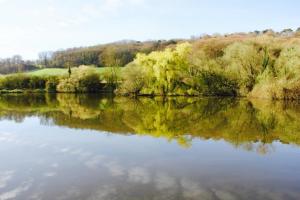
[0,94,300,199]
[0,94,299,153]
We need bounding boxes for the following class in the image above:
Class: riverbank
[1,35,300,100]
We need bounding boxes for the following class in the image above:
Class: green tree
[223,42,264,94]
[133,42,192,95]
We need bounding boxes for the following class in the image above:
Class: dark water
[0,94,300,200]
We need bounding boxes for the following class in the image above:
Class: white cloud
[0,132,16,143]
[59,147,71,153]
[128,167,150,184]
[87,185,116,200]
[0,171,14,189]
[0,132,25,144]
[103,161,125,177]
[0,181,32,200]
[181,178,209,199]
[85,155,105,169]
[0,0,149,59]
[44,172,57,177]
[154,173,176,190]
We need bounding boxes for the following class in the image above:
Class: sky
[0,0,299,60]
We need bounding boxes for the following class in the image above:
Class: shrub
[56,66,102,93]
[77,73,102,92]
[250,46,300,100]
[198,71,238,96]
[0,74,46,90]
[46,77,59,92]
[223,42,264,95]
[57,78,77,93]
[117,64,145,95]
[28,76,46,89]
[102,67,121,90]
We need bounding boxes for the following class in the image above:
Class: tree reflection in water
[0,94,299,154]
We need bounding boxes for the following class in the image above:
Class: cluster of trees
[1,28,300,99]
[37,40,180,68]
[250,27,300,37]
[118,33,300,99]
[0,55,37,74]
[0,40,180,74]
[39,28,300,69]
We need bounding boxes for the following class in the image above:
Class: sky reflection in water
[0,94,300,200]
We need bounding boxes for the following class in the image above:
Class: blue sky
[0,0,299,59]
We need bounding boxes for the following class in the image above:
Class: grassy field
[25,67,108,77]
[26,68,68,76]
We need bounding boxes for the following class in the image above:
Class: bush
[250,46,300,100]
[57,78,77,93]
[223,42,264,95]
[28,76,46,89]
[197,71,238,96]
[57,66,102,93]
[46,77,59,92]
[0,74,46,90]
[77,73,102,92]
[102,67,121,91]
[117,64,145,95]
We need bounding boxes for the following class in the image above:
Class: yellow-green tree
[132,42,192,95]
[223,42,264,95]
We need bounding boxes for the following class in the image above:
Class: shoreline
[1,89,300,101]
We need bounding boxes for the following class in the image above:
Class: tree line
[0,40,179,74]
[0,55,37,74]
[37,40,180,68]
[118,29,300,99]
[36,27,300,69]
[1,28,299,74]
[1,28,300,99]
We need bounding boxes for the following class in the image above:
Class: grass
[25,67,108,77]
[26,68,68,76]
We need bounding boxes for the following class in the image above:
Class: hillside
[0,29,300,99]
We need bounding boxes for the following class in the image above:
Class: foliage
[197,71,238,96]
[1,30,300,99]
[117,64,146,95]
[223,42,264,95]
[46,77,59,92]
[250,46,300,99]
[102,67,121,90]
[119,42,239,96]
[39,40,181,68]
[0,74,46,90]
[0,66,111,93]
[124,42,192,95]
[1,94,300,151]
[0,55,38,74]
[56,66,102,93]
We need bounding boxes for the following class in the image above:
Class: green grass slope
[25,67,108,77]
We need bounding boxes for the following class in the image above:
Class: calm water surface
[0,94,300,200]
